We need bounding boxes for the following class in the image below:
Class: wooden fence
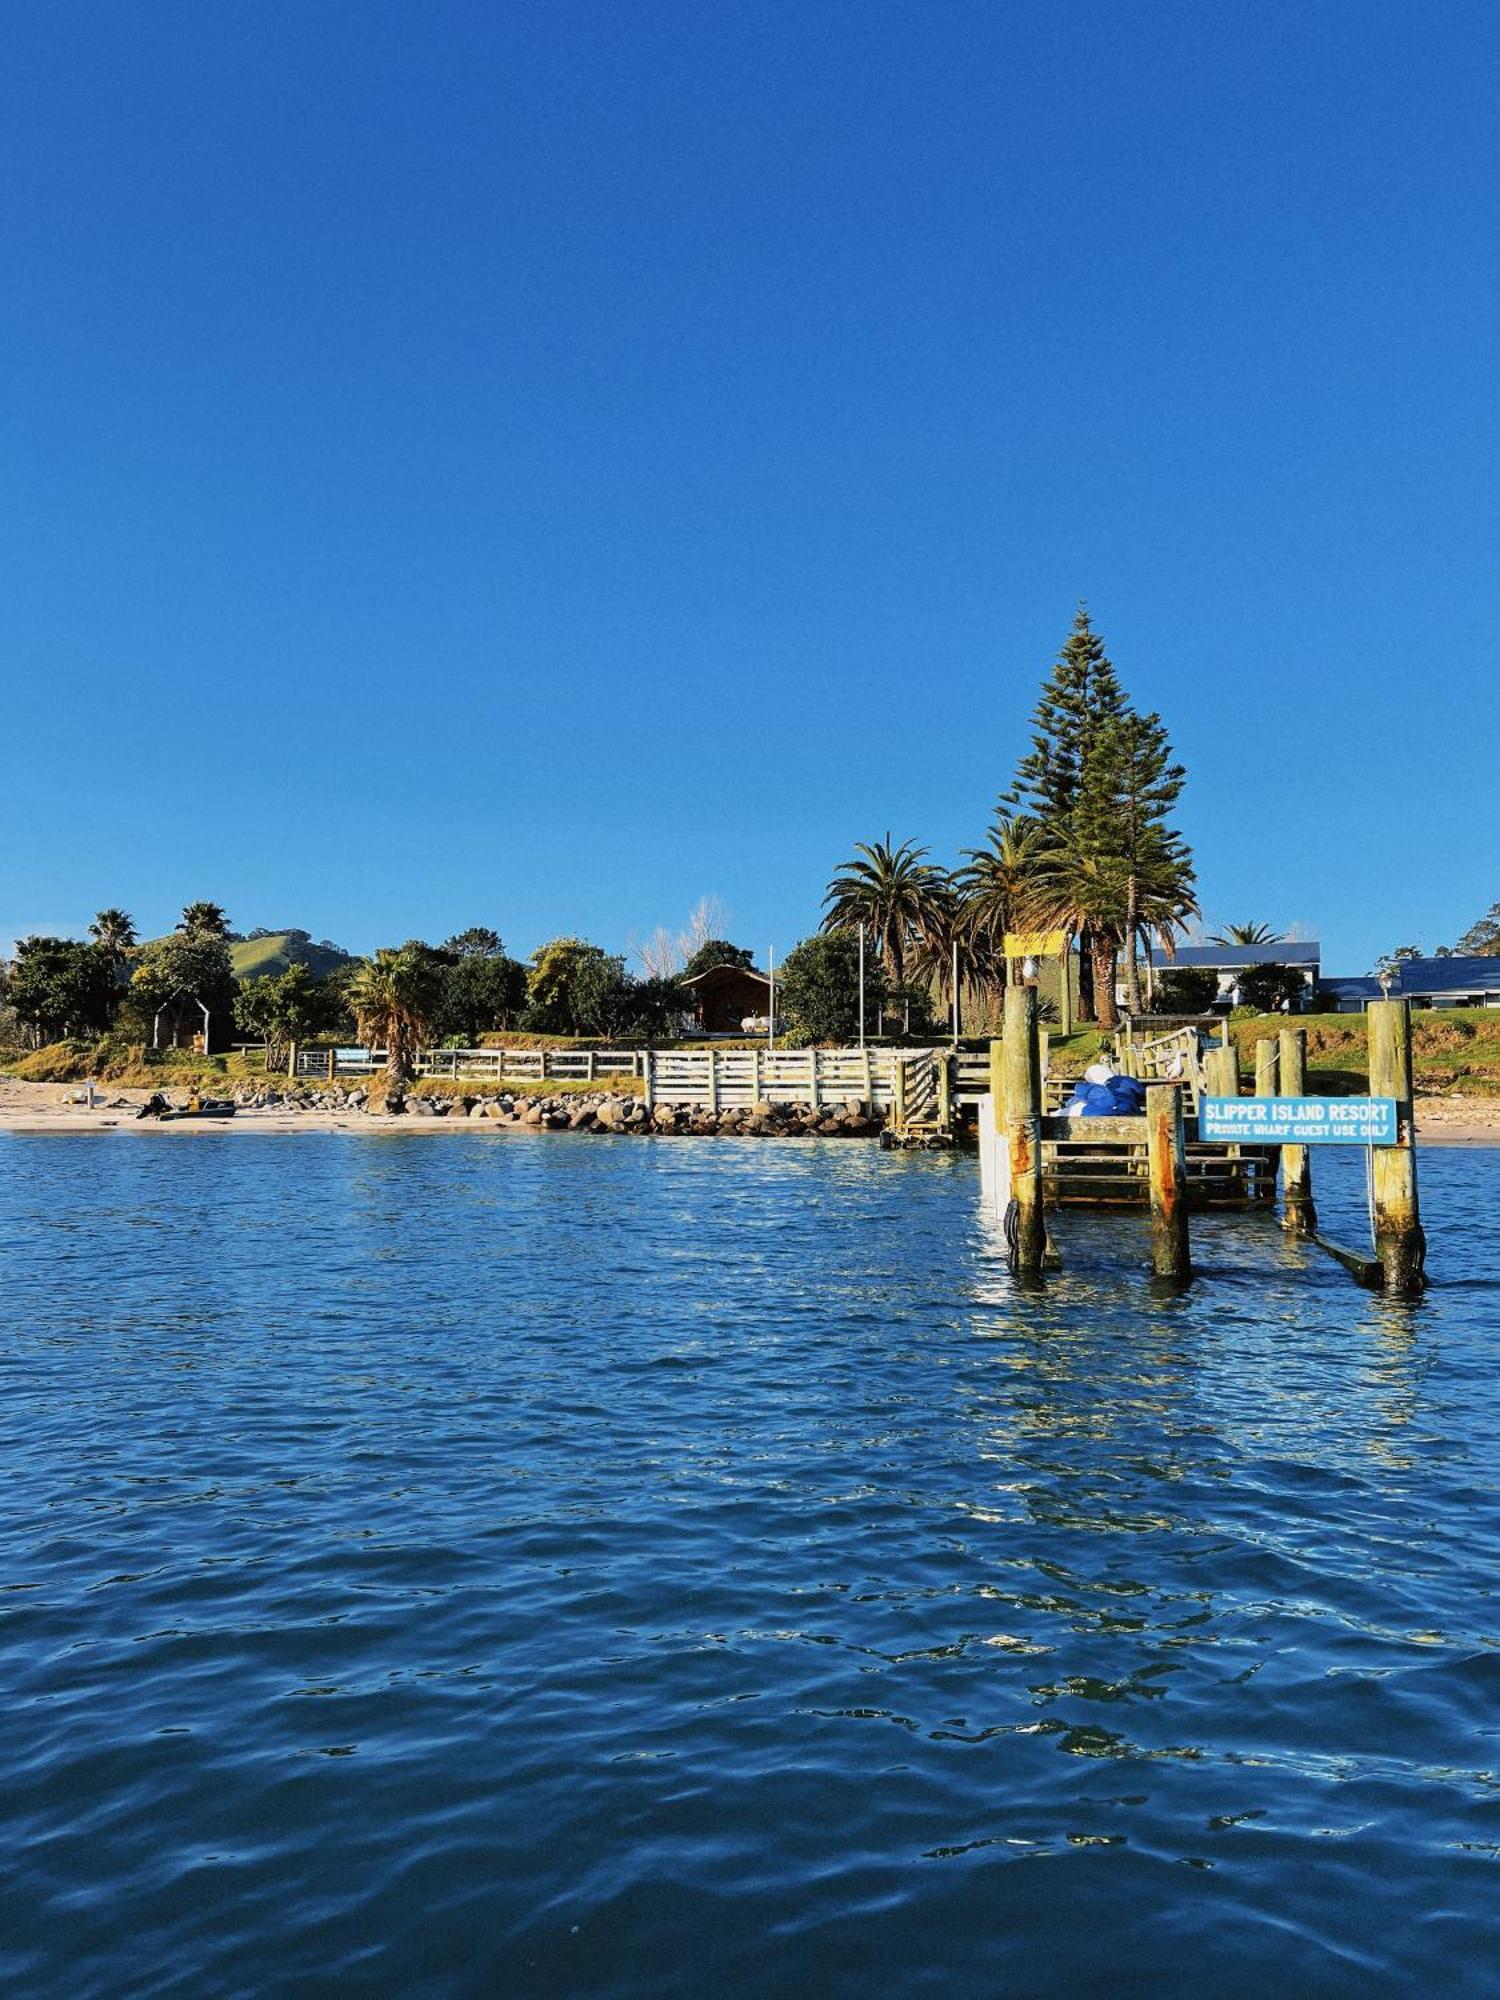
[414,1047,644,1083]
[645,1047,898,1110]
[276,1045,646,1083]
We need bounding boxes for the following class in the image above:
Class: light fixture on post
[1022,955,1039,989]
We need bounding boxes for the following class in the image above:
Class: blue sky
[4,1,1497,975]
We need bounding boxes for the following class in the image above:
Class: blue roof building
[1141,940,1320,1011]
[1316,957,1500,1011]
[1395,957,1500,1004]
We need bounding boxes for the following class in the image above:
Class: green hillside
[230,932,356,981]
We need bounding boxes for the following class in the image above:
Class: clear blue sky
[4,1,1497,975]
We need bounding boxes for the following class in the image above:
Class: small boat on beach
[136,1093,237,1122]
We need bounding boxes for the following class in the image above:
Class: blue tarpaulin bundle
[1063,1068,1147,1117]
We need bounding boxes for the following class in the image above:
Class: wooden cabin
[680,963,773,1035]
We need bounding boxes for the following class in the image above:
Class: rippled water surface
[4,1133,1500,1995]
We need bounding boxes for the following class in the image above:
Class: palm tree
[179,901,230,936]
[1210,922,1280,946]
[88,908,137,964]
[1127,830,1200,1012]
[954,813,1041,1001]
[347,946,441,1089]
[822,836,944,996]
[1022,824,1128,1030]
[906,874,965,1029]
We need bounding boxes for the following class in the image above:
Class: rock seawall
[233,1085,884,1137]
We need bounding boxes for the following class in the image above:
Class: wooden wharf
[978,991,1427,1298]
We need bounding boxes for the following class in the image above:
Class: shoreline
[1,1080,1497,1145]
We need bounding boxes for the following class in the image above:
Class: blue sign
[1199,1096,1399,1146]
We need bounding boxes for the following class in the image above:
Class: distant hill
[230,932,357,981]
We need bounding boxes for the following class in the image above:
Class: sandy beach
[2,1077,1497,1143]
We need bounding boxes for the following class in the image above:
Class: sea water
[2,1133,1499,1995]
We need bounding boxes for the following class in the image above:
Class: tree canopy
[683,938,754,978]
[778,933,886,1045]
[7,938,118,1043]
[1455,904,1500,956]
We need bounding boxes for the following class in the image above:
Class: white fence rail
[413,1047,645,1083]
[272,1045,647,1082]
[645,1048,905,1110]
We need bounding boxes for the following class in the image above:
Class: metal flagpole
[951,939,960,1048]
[768,947,775,1051]
[858,925,866,1048]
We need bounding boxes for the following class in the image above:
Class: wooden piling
[1254,1034,1280,1204]
[1254,1034,1278,1100]
[1201,1040,1243,1198]
[1002,985,1049,1272]
[1368,999,1426,1295]
[1203,1043,1238,1100]
[1145,1081,1191,1282]
[1278,1027,1316,1234]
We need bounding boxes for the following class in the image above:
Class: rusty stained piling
[1278,1027,1317,1234]
[999,984,1056,1273]
[1368,998,1426,1295]
[1145,1081,1191,1282]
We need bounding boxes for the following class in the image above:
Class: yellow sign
[1004,930,1070,959]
